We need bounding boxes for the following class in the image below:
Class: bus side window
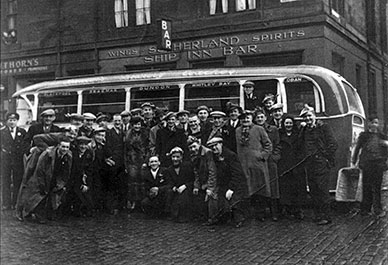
[38,91,78,123]
[284,79,318,115]
[249,80,278,106]
[83,89,126,118]
[131,85,180,111]
[184,81,240,112]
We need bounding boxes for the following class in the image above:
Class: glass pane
[250,80,278,103]
[131,84,179,111]
[185,81,239,112]
[285,78,316,115]
[83,88,126,118]
[38,91,78,122]
[343,82,363,114]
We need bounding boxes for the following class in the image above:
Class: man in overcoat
[236,110,272,221]
[22,138,73,222]
[0,113,27,210]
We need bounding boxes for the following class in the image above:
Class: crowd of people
[1,81,386,227]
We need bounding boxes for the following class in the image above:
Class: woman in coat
[278,115,306,219]
[236,111,272,221]
[125,117,150,211]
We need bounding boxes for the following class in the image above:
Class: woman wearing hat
[124,116,149,211]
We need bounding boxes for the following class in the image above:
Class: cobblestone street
[1,178,387,265]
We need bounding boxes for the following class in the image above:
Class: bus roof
[13,65,346,97]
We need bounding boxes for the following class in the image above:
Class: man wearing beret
[298,105,337,225]
[0,113,28,210]
[24,109,61,151]
[207,137,248,228]
[243,81,260,111]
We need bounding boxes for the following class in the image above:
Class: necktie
[10,128,15,139]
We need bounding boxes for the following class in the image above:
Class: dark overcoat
[236,124,272,197]
[22,146,72,217]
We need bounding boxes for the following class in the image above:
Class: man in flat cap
[188,136,217,225]
[66,136,94,217]
[204,111,227,144]
[120,110,131,134]
[207,137,248,228]
[268,103,285,129]
[0,113,28,210]
[298,104,337,225]
[79,113,96,138]
[68,113,84,128]
[96,114,110,130]
[156,112,188,166]
[24,108,61,151]
[223,102,243,153]
[243,81,260,111]
[141,102,156,129]
[176,110,190,136]
[164,147,195,222]
[262,94,275,118]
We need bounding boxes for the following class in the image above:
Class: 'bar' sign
[157,19,172,51]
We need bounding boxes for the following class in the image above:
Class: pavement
[1,175,387,265]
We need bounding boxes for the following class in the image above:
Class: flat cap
[6,112,19,120]
[196,105,210,113]
[120,110,131,117]
[242,81,255,87]
[226,102,242,113]
[96,114,109,123]
[76,136,92,143]
[269,103,283,111]
[93,127,106,134]
[210,111,226,117]
[40,109,55,117]
[141,102,155,109]
[299,104,315,117]
[169,146,184,156]
[262,94,275,104]
[69,113,84,121]
[206,137,223,147]
[238,110,254,119]
[163,112,177,120]
[83,113,97,120]
[177,110,190,117]
[187,135,200,146]
[130,108,143,115]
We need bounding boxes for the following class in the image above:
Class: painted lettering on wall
[0,58,49,75]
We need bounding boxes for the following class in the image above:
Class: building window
[114,0,129,28]
[210,0,228,15]
[331,0,344,18]
[368,70,377,115]
[7,0,17,30]
[332,52,344,76]
[236,0,256,11]
[366,0,376,43]
[136,0,151,25]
